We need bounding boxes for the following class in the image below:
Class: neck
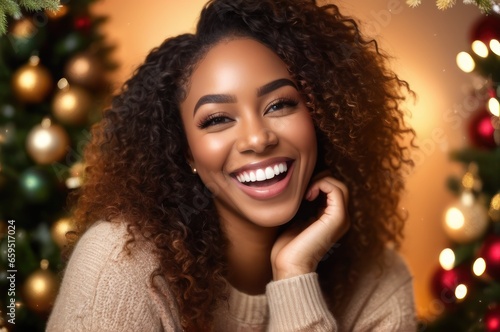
[221,216,278,295]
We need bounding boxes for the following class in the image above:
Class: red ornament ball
[74,16,92,31]
[470,13,500,43]
[479,235,500,281]
[485,306,500,332]
[468,108,496,149]
[431,265,473,307]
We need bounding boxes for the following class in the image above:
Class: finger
[308,179,349,238]
[305,177,349,207]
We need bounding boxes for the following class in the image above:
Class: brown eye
[266,98,299,114]
[198,113,234,129]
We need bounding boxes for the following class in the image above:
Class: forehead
[186,38,292,95]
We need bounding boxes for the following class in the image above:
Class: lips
[229,158,294,200]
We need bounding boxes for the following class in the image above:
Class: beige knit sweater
[46,221,417,332]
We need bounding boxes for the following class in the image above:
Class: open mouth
[232,161,291,188]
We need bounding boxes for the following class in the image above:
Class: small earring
[192,168,197,174]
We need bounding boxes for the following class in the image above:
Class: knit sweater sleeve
[266,273,337,332]
[46,221,182,332]
[265,249,416,332]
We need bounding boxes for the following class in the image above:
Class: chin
[243,202,302,228]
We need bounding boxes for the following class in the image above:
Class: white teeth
[256,169,266,181]
[235,162,289,184]
[265,167,275,179]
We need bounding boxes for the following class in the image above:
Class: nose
[235,118,278,153]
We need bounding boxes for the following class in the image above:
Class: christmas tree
[420,12,500,332]
[0,0,116,331]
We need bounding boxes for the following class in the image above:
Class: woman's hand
[270,175,350,280]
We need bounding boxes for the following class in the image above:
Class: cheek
[278,112,317,154]
[189,134,233,174]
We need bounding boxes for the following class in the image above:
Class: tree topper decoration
[0,0,60,35]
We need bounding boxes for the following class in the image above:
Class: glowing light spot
[488,97,500,117]
[60,93,77,110]
[460,190,475,206]
[57,78,69,89]
[73,58,90,76]
[455,284,467,300]
[439,248,455,270]
[445,207,464,230]
[31,275,48,295]
[473,257,486,276]
[472,40,489,58]
[33,129,52,150]
[477,116,495,138]
[490,39,500,56]
[491,242,500,261]
[462,173,474,190]
[18,70,37,90]
[487,312,500,330]
[456,52,475,73]
[25,176,39,190]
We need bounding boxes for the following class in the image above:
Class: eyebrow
[193,94,236,114]
[257,78,297,97]
[193,78,298,115]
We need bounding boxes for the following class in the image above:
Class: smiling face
[180,38,317,228]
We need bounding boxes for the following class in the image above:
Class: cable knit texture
[46,221,417,332]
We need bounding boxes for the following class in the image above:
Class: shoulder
[379,247,414,286]
[47,221,182,331]
[63,221,157,285]
[72,220,158,280]
[359,248,415,306]
[72,220,131,262]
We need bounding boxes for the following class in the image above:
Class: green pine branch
[407,0,494,12]
[450,147,500,195]
[0,0,60,35]
[474,0,494,13]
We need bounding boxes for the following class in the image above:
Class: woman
[47,0,417,331]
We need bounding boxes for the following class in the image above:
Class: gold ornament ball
[11,18,36,38]
[23,269,58,313]
[490,193,500,222]
[65,53,103,87]
[443,194,489,243]
[12,62,53,103]
[52,86,91,125]
[46,5,69,19]
[51,217,76,248]
[26,120,70,165]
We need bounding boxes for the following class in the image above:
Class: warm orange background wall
[92,0,483,320]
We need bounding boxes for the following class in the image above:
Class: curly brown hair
[70,0,414,330]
